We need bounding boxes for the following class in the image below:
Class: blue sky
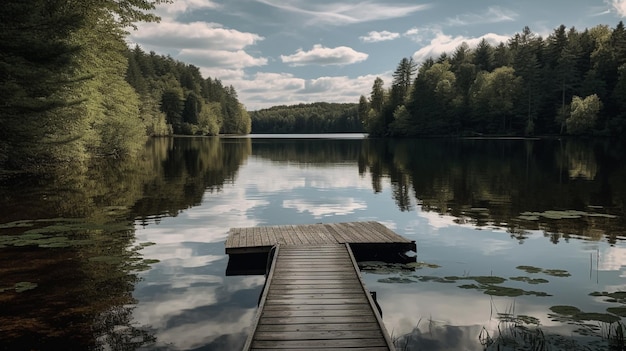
[129,0,626,110]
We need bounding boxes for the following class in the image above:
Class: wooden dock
[227,222,413,350]
[225,221,415,254]
[242,244,395,350]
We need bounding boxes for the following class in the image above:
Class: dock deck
[225,221,415,254]
[242,244,395,350]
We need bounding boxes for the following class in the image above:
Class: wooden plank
[370,221,411,242]
[341,222,377,242]
[292,224,313,244]
[262,304,371,311]
[255,322,381,332]
[276,226,296,245]
[261,309,374,318]
[317,224,339,243]
[251,348,389,351]
[257,226,266,246]
[242,244,281,351]
[251,338,388,349]
[305,224,325,244]
[330,222,361,243]
[227,221,412,250]
[324,223,354,243]
[255,330,382,341]
[257,315,377,324]
[226,228,239,249]
[243,242,395,351]
[351,221,391,242]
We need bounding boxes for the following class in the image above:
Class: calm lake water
[1,135,626,350]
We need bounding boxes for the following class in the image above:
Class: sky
[129,0,626,110]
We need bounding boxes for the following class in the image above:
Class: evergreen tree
[473,38,494,72]
[182,92,202,125]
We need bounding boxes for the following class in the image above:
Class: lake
[1,135,625,350]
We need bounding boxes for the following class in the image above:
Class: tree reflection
[0,136,251,350]
[358,138,626,243]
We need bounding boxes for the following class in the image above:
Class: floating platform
[225,221,416,254]
[242,244,395,350]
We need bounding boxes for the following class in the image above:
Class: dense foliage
[0,0,249,172]
[125,46,250,137]
[250,102,363,133]
[361,23,626,137]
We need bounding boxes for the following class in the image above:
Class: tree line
[360,23,626,137]
[0,0,250,173]
[126,46,250,137]
[250,102,364,133]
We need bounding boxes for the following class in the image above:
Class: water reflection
[1,136,626,350]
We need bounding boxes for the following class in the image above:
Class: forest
[250,102,364,133]
[360,23,626,137]
[0,0,249,173]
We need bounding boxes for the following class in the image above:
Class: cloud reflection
[283,198,367,218]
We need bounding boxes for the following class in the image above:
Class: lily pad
[0,282,38,293]
[483,286,525,297]
[517,315,541,325]
[516,265,543,274]
[417,276,456,283]
[550,305,582,315]
[510,276,549,284]
[406,261,441,269]
[378,276,415,284]
[14,281,38,292]
[589,291,626,303]
[459,284,481,289]
[473,276,506,284]
[543,269,571,277]
[574,312,620,323]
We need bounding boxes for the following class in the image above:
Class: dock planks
[225,221,414,254]
[243,244,395,351]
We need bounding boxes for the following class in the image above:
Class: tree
[469,66,522,132]
[182,92,202,125]
[370,77,385,113]
[357,95,370,129]
[391,57,417,98]
[407,61,458,135]
[161,88,184,131]
[566,94,602,134]
[511,26,542,134]
[0,0,86,168]
[473,38,494,71]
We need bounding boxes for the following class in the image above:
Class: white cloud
[403,26,440,44]
[234,72,390,110]
[198,67,245,81]
[360,30,401,43]
[411,30,510,63]
[156,0,221,15]
[280,44,368,66]
[611,0,626,16]
[446,6,517,26]
[178,49,268,69]
[256,0,431,25]
[131,21,263,51]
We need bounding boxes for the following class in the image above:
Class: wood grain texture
[225,221,413,254]
[243,244,395,351]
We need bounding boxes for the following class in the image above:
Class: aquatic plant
[0,281,38,293]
